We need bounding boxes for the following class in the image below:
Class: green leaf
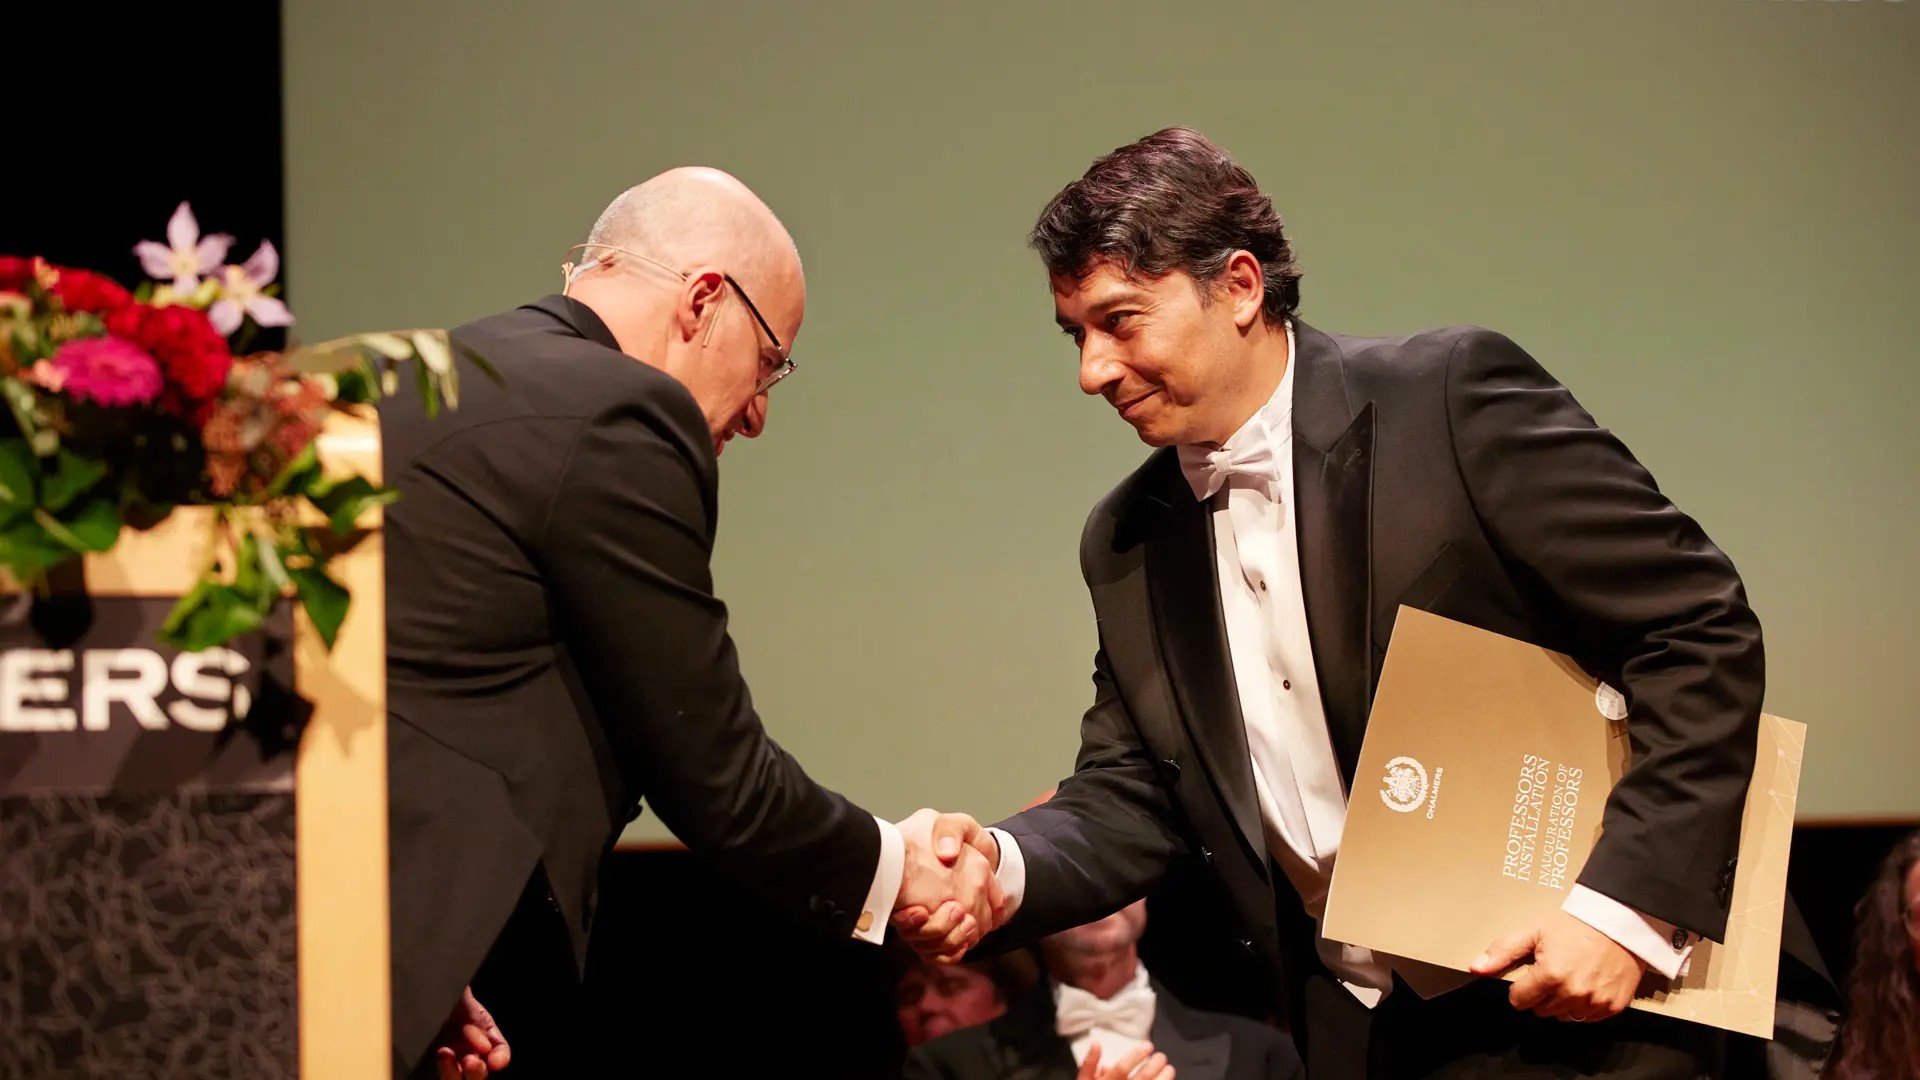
[290,563,350,649]
[0,438,34,525]
[36,497,121,553]
[58,312,104,341]
[0,516,75,578]
[65,497,123,551]
[411,330,451,373]
[233,530,263,598]
[159,579,215,638]
[40,448,105,513]
[414,355,440,420]
[454,340,502,386]
[413,330,457,409]
[263,440,322,500]
[283,330,410,376]
[360,332,415,361]
[282,342,372,377]
[11,324,51,365]
[307,475,399,534]
[158,584,266,652]
[0,380,55,458]
[256,534,293,594]
[330,364,377,405]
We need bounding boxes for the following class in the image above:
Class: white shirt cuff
[986,827,1026,921]
[854,816,905,944]
[1562,883,1694,979]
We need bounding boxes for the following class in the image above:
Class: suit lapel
[1140,454,1266,866]
[991,986,1079,1080]
[1289,322,1375,787]
[1148,990,1231,1080]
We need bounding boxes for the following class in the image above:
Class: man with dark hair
[902,128,1837,1077]
[896,952,1040,1050]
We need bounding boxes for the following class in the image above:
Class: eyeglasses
[562,242,797,395]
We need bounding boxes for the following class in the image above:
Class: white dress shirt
[992,323,1693,1000]
[856,819,907,944]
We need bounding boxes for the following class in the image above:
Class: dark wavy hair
[1029,127,1303,326]
[1832,828,1920,1080]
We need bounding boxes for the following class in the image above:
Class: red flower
[104,303,233,405]
[0,255,32,291]
[47,266,133,314]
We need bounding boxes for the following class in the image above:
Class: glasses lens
[755,358,795,395]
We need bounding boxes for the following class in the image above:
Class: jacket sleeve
[1443,328,1759,941]
[540,395,881,936]
[990,642,1189,944]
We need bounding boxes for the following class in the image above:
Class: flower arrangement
[0,203,487,650]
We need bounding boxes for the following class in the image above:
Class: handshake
[890,808,1010,964]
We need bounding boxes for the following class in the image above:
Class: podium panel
[0,419,388,1077]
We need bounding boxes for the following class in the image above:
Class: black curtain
[2,3,286,351]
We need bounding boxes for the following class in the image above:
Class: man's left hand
[1470,910,1646,1022]
[432,985,511,1079]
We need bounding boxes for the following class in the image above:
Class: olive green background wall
[284,1,1918,832]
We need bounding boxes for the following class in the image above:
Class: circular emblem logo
[1379,756,1428,813]
[1594,681,1628,722]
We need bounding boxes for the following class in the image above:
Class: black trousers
[1302,975,1725,1080]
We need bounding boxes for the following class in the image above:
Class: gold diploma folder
[1321,606,1803,1038]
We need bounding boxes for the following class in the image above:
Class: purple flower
[50,336,165,407]
[208,240,293,336]
[134,202,233,291]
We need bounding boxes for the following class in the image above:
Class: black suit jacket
[380,296,879,1070]
[904,977,1302,1080]
[989,323,1837,1062]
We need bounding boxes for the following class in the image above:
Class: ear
[672,270,730,343]
[1222,249,1266,330]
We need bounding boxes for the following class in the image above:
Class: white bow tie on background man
[1177,426,1280,502]
[1053,967,1158,1068]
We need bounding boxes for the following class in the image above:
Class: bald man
[380,169,1003,1078]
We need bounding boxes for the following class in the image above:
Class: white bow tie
[1177,437,1279,502]
[1053,979,1156,1042]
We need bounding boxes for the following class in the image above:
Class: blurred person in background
[1830,829,1920,1080]
[906,900,1301,1080]
[898,952,1041,1048]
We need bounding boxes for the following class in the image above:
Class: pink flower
[49,336,164,407]
[208,240,293,336]
[134,202,233,291]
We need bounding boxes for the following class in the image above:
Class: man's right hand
[891,808,1006,963]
